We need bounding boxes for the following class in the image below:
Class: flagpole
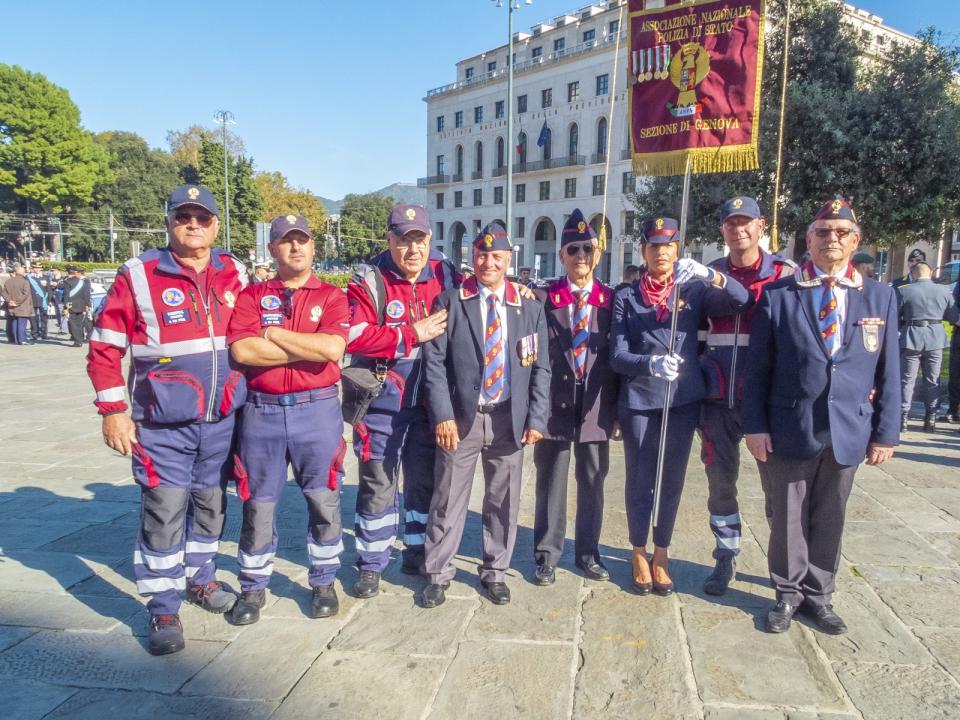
[652,155,692,529]
[770,0,792,252]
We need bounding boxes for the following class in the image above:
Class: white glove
[674,258,718,285]
[649,353,684,381]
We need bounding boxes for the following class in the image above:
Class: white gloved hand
[674,258,717,285]
[649,353,684,381]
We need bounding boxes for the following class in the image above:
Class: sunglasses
[565,243,597,257]
[812,228,854,240]
[173,211,215,227]
[281,288,295,318]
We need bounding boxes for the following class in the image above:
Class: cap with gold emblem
[168,184,219,216]
[813,195,858,223]
[639,216,681,244]
[719,195,761,222]
[560,208,597,247]
[269,214,313,243]
[387,204,431,237]
[473,221,512,252]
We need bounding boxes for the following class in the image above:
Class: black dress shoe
[576,558,610,581]
[480,579,511,605]
[353,570,381,598]
[533,564,556,586]
[803,604,848,635]
[148,614,185,656]
[421,582,449,608]
[703,555,737,596]
[311,584,339,618]
[401,551,424,576]
[901,413,909,432]
[765,601,797,633]
[229,589,266,625]
[924,414,937,432]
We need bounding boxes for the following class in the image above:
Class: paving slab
[834,662,960,720]
[0,626,35,652]
[40,519,137,558]
[840,522,953,567]
[0,630,225,692]
[45,689,276,720]
[857,566,960,628]
[920,532,960,565]
[428,639,573,720]
[0,590,141,632]
[7,678,77,720]
[574,590,699,719]
[914,627,960,683]
[272,649,447,720]
[0,549,113,593]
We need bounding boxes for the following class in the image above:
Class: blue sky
[1,1,957,200]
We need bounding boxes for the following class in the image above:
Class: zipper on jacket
[728,313,741,409]
[409,283,422,405]
[199,290,217,422]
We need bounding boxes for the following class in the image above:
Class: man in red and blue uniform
[227,215,350,624]
[87,185,249,655]
[698,196,794,596]
[346,205,456,598]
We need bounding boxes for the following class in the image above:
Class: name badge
[162,309,191,325]
[517,333,538,366]
[261,313,284,326]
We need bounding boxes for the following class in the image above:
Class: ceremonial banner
[628,0,765,176]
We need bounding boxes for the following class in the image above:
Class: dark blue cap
[639,216,680,244]
[168,184,219,215]
[269,214,313,243]
[814,195,858,223]
[387,204,431,236]
[473,222,512,252]
[719,196,762,221]
[907,248,926,262]
[561,209,597,247]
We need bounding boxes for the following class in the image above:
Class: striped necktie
[819,277,841,357]
[571,290,589,379]
[483,294,505,402]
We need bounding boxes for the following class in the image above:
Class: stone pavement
[2,339,960,719]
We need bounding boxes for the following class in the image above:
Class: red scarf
[639,271,675,323]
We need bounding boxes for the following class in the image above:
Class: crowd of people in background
[0,261,95,347]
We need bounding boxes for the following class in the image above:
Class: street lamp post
[493,0,532,271]
[213,110,236,252]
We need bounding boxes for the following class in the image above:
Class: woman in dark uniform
[611,217,748,595]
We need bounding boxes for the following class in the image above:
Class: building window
[539,181,550,201]
[516,183,526,203]
[596,74,609,96]
[436,155,445,175]
[541,88,552,108]
[583,29,596,43]
[454,191,463,208]
[568,123,579,157]
[625,211,636,236]
[436,116,445,133]
[474,219,482,233]
[516,217,526,238]
[436,222,444,241]
[473,189,482,207]
[474,106,484,124]
[622,171,634,194]
[568,81,580,102]
[487,60,497,73]
[592,175,604,196]
[465,67,474,80]
[564,178,577,199]
[597,117,608,157]
[541,127,552,161]
[517,132,527,163]
[495,100,505,119]
[436,192,444,210]
[455,145,464,176]
[496,137,505,169]
[532,46,543,59]
[454,111,463,128]
[494,186,504,205]
[554,37,565,53]
[475,141,483,175]
[517,94,528,113]
[609,19,620,35]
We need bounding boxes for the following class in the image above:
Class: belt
[907,320,936,327]
[249,386,338,406]
[477,400,509,414]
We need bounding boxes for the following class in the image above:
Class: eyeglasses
[281,288,295,318]
[565,243,597,257]
[173,211,214,227]
[812,227,855,240]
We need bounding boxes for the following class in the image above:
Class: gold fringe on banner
[631,144,760,178]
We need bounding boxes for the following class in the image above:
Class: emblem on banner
[633,44,671,83]
[668,42,711,118]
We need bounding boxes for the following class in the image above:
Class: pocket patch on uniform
[162,309,191,325]
[857,318,884,353]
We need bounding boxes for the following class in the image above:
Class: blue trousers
[235,389,345,591]
[132,416,236,616]
[7,316,28,344]
[621,402,700,549]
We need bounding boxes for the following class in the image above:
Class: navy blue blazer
[423,276,551,448]
[742,274,900,466]
[611,274,749,412]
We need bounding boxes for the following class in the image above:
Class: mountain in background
[317,182,426,216]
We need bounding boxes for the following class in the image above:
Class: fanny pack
[340,361,386,425]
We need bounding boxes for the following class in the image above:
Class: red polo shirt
[227,276,349,393]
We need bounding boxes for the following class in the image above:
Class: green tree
[0,65,112,213]
[196,138,263,257]
[167,124,245,182]
[255,170,328,258]
[336,192,396,264]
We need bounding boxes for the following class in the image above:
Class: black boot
[924,413,937,432]
[703,555,737,596]
[229,589,266,625]
[901,412,909,432]
[311,584,339,618]
[148,614,185,655]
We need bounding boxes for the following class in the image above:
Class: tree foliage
[336,193,396,264]
[195,138,263,256]
[167,124,245,180]
[255,170,328,258]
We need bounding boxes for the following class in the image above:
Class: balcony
[513,155,588,174]
[591,153,608,165]
[452,173,464,183]
[472,171,483,180]
[621,149,633,160]
[417,175,450,187]
[492,166,507,177]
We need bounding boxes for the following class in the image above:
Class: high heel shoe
[632,547,653,595]
[651,558,674,596]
